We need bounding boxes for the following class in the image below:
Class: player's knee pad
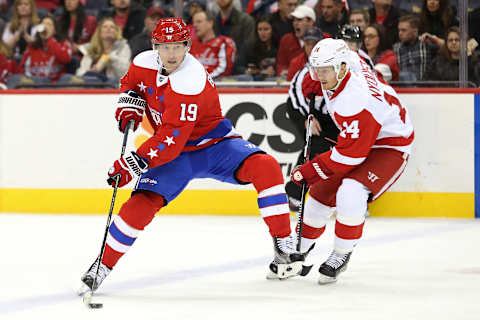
[336,178,369,225]
[119,190,165,230]
[303,195,335,228]
[238,153,283,191]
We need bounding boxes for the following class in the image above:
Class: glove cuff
[123,151,148,177]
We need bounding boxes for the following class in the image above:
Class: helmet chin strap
[332,64,349,91]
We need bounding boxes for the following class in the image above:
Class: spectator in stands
[8,15,72,87]
[276,5,315,77]
[369,0,404,48]
[184,0,206,41]
[269,0,296,45]
[57,0,98,74]
[100,0,146,41]
[348,8,370,31]
[287,26,322,81]
[190,10,236,79]
[469,8,480,46]
[316,0,348,38]
[363,24,399,81]
[245,15,278,81]
[393,15,437,81]
[2,0,40,62]
[0,25,18,88]
[36,0,60,13]
[58,0,98,52]
[419,0,457,40]
[76,17,131,83]
[128,5,164,58]
[214,0,255,74]
[424,26,478,84]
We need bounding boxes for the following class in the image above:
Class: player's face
[314,66,338,90]
[349,13,367,31]
[427,0,440,13]
[257,21,272,42]
[156,42,189,73]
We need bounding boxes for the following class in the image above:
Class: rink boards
[0,88,478,218]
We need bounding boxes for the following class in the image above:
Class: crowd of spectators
[1,0,480,88]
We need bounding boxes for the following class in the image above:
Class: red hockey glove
[107,151,148,188]
[115,90,147,132]
[302,73,323,98]
[290,158,333,187]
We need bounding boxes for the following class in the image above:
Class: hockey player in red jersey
[291,38,414,284]
[79,18,305,293]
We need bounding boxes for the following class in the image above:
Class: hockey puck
[88,303,103,309]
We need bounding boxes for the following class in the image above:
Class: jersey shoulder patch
[169,54,207,95]
[133,50,159,71]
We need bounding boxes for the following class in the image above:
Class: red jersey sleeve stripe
[331,147,366,166]
[375,132,415,147]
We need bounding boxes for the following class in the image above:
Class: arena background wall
[0,88,478,218]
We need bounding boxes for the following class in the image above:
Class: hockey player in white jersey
[291,38,414,284]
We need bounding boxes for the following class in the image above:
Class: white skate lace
[276,235,296,255]
[325,251,349,269]
[88,259,110,282]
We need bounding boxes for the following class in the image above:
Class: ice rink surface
[1,213,479,320]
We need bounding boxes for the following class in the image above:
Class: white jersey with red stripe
[318,57,414,175]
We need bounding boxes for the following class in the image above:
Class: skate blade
[82,290,103,309]
[317,274,338,285]
[77,283,91,296]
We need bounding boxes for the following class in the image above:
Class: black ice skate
[317,250,352,284]
[266,235,309,280]
[78,257,112,295]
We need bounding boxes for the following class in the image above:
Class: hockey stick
[294,95,315,277]
[296,93,315,250]
[83,119,134,309]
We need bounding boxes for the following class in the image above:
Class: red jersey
[120,51,241,168]
[190,36,236,78]
[19,38,72,82]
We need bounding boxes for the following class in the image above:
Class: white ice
[1,213,479,320]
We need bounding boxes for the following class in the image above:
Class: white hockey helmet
[309,38,350,82]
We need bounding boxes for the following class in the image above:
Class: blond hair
[0,42,13,58]
[87,18,123,62]
[9,0,40,33]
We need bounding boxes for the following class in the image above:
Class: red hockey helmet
[151,18,191,44]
